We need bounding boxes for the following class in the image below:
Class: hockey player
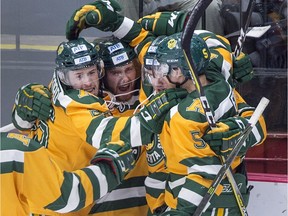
[142,33,267,215]
[0,132,135,215]
[11,37,187,215]
[87,37,153,215]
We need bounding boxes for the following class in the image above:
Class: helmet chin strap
[103,89,140,110]
[166,76,189,88]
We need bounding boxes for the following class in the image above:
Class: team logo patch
[89,109,101,117]
[146,135,165,166]
[95,44,101,52]
[7,133,30,146]
[57,44,64,55]
[167,38,177,49]
[186,98,205,114]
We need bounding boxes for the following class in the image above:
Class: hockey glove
[203,116,249,158]
[14,83,52,122]
[138,88,188,134]
[91,141,135,183]
[66,0,122,40]
[233,52,254,85]
[137,11,188,36]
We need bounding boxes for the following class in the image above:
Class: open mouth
[118,83,130,92]
[85,87,96,93]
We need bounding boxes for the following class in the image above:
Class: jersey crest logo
[167,38,177,49]
[7,133,30,146]
[146,135,165,166]
[186,98,205,115]
[57,44,64,55]
[89,109,101,117]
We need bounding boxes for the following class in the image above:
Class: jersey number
[191,131,206,149]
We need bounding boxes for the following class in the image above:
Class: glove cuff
[113,16,133,39]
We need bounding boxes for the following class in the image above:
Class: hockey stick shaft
[234,0,256,57]
[181,0,216,128]
[181,0,248,214]
[193,97,270,216]
[0,123,16,132]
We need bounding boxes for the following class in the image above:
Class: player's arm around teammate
[0,132,134,215]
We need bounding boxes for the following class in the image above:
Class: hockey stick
[181,0,216,128]
[0,123,16,132]
[234,0,256,57]
[181,1,249,215]
[193,97,270,216]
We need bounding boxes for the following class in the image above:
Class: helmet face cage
[143,33,211,86]
[55,38,104,87]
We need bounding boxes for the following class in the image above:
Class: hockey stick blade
[193,97,270,216]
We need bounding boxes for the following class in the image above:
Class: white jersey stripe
[96,186,146,203]
[88,165,108,198]
[92,116,113,148]
[145,176,166,189]
[178,187,211,210]
[130,116,142,147]
[0,150,24,163]
[187,164,222,175]
[56,174,80,213]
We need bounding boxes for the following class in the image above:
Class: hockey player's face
[146,64,186,92]
[67,65,100,95]
[105,61,138,102]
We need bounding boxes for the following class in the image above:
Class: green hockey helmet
[55,38,104,86]
[142,35,166,85]
[96,37,137,69]
[143,35,166,69]
[151,32,210,80]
